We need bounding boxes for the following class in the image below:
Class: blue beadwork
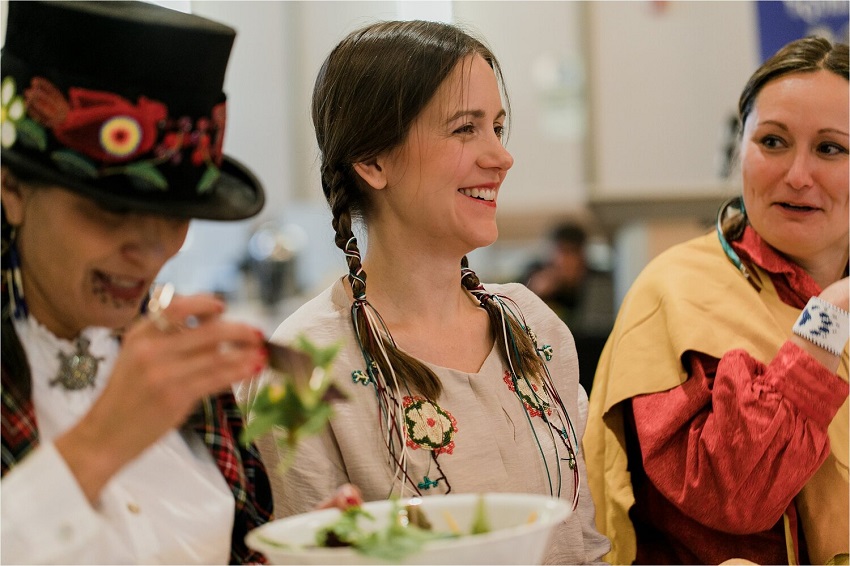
[801,304,836,337]
[716,197,753,281]
[418,476,439,490]
[5,234,28,320]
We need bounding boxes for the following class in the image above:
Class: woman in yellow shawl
[585,36,848,565]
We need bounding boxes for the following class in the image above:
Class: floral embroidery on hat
[25,77,167,164]
[403,396,457,456]
[503,371,552,418]
[8,76,225,193]
[100,116,143,158]
[1,77,43,151]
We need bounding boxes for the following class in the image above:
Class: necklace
[50,337,105,390]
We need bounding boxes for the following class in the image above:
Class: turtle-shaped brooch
[50,337,105,390]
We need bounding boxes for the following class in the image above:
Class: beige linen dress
[254,279,610,565]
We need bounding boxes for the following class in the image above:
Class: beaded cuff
[792,296,850,357]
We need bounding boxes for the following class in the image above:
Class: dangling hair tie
[470,289,494,307]
[344,236,367,299]
[460,266,485,292]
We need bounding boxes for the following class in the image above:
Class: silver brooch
[50,337,104,390]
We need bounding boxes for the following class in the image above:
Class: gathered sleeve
[1,442,115,564]
[631,341,848,533]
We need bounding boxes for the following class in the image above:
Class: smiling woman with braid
[249,20,609,565]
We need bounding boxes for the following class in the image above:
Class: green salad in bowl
[245,492,571,565]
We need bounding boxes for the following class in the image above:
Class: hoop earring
[4,228,28,320]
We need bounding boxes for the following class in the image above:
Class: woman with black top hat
[0,2,273,563]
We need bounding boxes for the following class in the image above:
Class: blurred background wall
[1,0,847,341]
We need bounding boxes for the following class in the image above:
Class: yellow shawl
[583,232,848,565]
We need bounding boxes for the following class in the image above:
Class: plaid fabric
[187,395,274,564]
[1,362,273,564]
[1,366,38,476]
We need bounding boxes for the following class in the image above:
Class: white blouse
[1,317,234,564]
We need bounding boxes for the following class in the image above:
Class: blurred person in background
[524,221,615,394]
[525,222,591,329]
[584,36,848,565]
[250,19,610,565]
[0,2,274,563]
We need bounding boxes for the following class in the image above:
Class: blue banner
[757,1,849,62]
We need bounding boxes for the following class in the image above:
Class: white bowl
[246,492,571,565]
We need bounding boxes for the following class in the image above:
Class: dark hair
[551,222,587,248]
[724,36,849,240]
[313,20,542,401]
[739,36,849,130]
[1,166,50,398]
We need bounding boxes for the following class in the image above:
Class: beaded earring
[3,227,28,320]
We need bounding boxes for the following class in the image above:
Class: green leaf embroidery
[15,119,47,151]
[197,164,220,194]
[51,150,98,178]
[124,162,168,191]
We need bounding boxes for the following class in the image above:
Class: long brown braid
[460,256,545,382]
[324,160,443,400]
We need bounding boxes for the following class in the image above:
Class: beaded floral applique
[351,369,371,386]
[402,395,457,456]
[0,76,225,193]
[503,371,552,418]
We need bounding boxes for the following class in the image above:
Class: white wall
[587,1,759,198]
[454,1,588,213]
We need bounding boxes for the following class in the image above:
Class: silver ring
[147,283,177,332]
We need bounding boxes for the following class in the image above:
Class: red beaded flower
[24,77,166,163]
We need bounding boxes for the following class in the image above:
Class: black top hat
[0,1,264,221]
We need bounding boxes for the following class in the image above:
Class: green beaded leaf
[15,118,47,151]
[197,164,220,194]
[124,162,168,191]
[51,150,98,178]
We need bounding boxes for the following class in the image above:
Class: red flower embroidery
[210,102,226,166]
[24,77,166,163]
[503,371,552,418]
[23,77,69,128]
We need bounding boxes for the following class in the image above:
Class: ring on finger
[147,283,178,333]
